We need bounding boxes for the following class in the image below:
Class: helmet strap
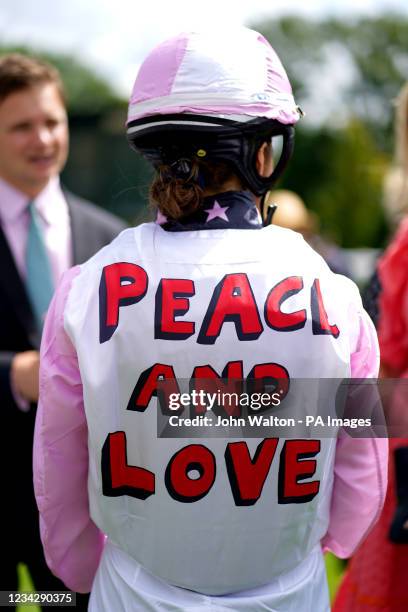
[263,201,278,226]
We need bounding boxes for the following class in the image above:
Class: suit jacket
[0,191,126,529]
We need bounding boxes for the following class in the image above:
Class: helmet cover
[127,28,301,194]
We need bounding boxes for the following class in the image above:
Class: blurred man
[0,54,126,609]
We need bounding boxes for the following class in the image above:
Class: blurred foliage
[252,14,408,146]
[325,553,346,604]
[250,14,408,247]
[0,44,123,114]
[281,120,388,247]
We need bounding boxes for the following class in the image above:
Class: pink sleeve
[321,307,388,558]
[33,266,105,593]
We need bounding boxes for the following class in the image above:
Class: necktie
[25,202,54,330]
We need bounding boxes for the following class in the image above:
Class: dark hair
[150,159,241,219]
[0,53,65,104]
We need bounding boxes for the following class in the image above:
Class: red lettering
[165,445,216,502]
[102,432,155,499]
[127,363,181,415]
[191,361,244,416]
[99,262,148,343]
[100,437,322,506]
[311,279,339,338]
[278,439,321,503]
[198,273,263,344]
[225,439,279,505]
[247,363,290,406]
[264,276,306,331]
[155,278,195,340]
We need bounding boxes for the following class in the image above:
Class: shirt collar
[34,176,66,225]
[0,175,64,225]
[0,176,28,222]
[155,191,263,232]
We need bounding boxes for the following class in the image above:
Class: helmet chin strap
[263,200,278,227]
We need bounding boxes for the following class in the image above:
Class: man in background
[0,54,126,608]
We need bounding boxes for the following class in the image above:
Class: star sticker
[204,200,229,223]
[156,210,168,225]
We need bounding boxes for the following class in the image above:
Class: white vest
[64,222,358,595]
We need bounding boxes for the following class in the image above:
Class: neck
[203,182,261,212]
[0,177,49,199]
[202,179,241,198]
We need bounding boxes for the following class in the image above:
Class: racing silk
[63,192,359,593]
[34,191,387,606]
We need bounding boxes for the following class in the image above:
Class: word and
[128,360,290,417]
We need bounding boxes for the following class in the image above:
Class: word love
[99,263,340,344]
[102,435,321,506]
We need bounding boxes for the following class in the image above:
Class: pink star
[204,200,229,223]
[156,210,168,225]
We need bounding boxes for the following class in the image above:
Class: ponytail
[150,161,203,220]
[149,159,241,220]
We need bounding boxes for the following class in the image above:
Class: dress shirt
[0,175,72,411]
[0,175,72,287]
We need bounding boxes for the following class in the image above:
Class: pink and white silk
[33,266,104,593]
[127,29,300,125]
[321,307,387,557]
[34,263,387,593]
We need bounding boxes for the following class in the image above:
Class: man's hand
[11,350,40,403]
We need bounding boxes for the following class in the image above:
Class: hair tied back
[170,158,193,180]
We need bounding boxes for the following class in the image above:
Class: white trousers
[89,541,330,611]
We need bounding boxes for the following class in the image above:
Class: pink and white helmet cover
[127,28,300,126]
